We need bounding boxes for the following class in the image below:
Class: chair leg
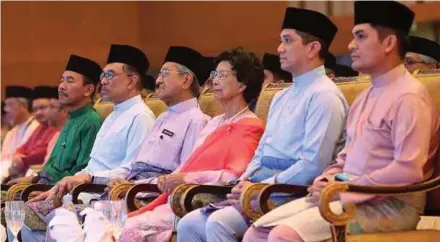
[329,224,346,242]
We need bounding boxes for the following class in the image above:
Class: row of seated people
[1,16,438,183]
[0,38,364,184]
[2,1,440,242]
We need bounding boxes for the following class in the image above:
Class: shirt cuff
[92,176,110,185]
[261,175,276,184]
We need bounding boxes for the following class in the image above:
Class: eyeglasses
[100,71,126,81]
[157,69,187,79]
[210,70,235,81]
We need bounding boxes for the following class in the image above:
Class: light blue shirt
[240,65,348,185]
[128,98,210,175]
[79,95,156,181]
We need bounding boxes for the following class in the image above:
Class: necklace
[217,106,250,133]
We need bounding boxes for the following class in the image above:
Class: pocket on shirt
[362,121,391,147]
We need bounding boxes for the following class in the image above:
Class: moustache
[58,91,68,97]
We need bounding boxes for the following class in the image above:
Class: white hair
[17,97,30,111]
[175,63,200,97]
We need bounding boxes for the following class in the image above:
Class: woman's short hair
[215,47,264,104]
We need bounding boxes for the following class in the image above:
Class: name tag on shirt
[162,129,175,138]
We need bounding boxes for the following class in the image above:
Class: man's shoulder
[80,109,102,128]
[128,102,156,121]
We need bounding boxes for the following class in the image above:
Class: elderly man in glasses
[104,45,210,195]
[404,36,440,74]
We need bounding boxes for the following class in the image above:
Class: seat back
[144,95,168,118]
[93,98,114,120]
[199,89,223,118]
[335,76,371,106]
[254,83,292,123]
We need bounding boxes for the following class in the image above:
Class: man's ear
[182,74,193,90]
[308,41,322,59]
[84,84,95,97]
[383,34,397,55]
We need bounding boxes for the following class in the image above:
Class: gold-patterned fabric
[145,98,168,117]
[24,205,47,231]
[198,89,223,117]
[254,83,291,123]
[93,98,114,120]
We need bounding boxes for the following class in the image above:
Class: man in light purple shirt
[106,46,211,189]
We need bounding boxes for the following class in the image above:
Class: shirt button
[266,137,273,143]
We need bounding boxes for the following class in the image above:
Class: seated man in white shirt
[28,44,156,204]
[105,46,211,194]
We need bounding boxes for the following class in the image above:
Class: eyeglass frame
[99,70,132,81]
[156,69,189,79]
[209,70,236,81]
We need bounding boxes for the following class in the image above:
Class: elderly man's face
[4,98,28,126]
[404,52,436,74]
[155,62,190,104]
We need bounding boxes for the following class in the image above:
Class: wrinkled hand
[28,189,55,203]
[158,173,186,193]
[28,191,43,200]
[305,180,329,205]
[53,173,92,197]
[105,178,129,192]
[226,180,253,200]
[7,176,34,185]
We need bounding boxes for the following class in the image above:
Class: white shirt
[79,95,156,181]
[1,116,39,161]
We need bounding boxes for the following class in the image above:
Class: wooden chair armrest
[170,184,198,218]
[258,184,308,214]
[239,183,269,220]
[240,183,309,221]
[319,177,440,242]
[7,183,33,201]
[320,177,440,226]
[20,184,54,201]
[71,183,107,204]
[108,183,136,201]
[171,184,233,218]
[125,184,161,212]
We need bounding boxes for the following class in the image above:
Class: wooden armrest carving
[170,184,198,218]
[239,183,309,221]
[7,183,33,201]
[125,184,160,212]
[71,183,107,204]
[319,183,355,226]
[239,183,268,220]
[319,176,440,225]
[258,184,308,214]
[171,184,233,218]
[21,184,54,202]
[109,183,135,201]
